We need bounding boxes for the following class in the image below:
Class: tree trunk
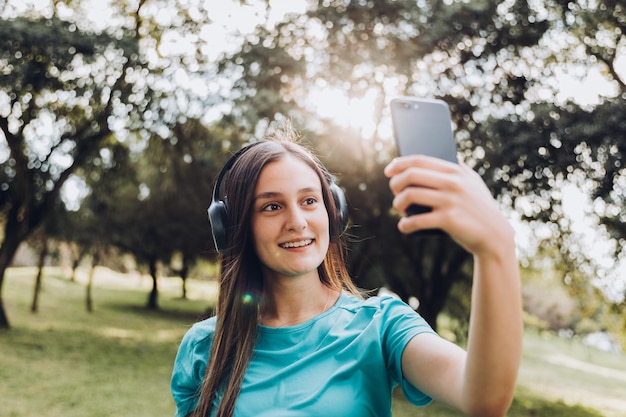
[31,239,48,313]
[146,258,159,310]
[181,276,188,300]
[417,241,471,331]
[71,259,79,282]
[180,256,189,300]
[0,224,26,329]
[0,297,8,331]
[70,242,87,282]
[86,250,99,313]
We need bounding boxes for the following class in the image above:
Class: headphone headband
[210,143,260,211]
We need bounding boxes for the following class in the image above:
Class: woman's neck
[259,280,338,327]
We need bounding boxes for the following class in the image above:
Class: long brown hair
[193,132,361,417]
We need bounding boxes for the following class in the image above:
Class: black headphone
[208,143,349,255]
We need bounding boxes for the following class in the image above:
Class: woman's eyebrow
[254,187,321,201]
[254,191,281,201]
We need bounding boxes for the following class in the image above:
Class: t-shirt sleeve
[170,320,214,417]
[378,295,437,406]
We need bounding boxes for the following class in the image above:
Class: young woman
[171,132,522,417]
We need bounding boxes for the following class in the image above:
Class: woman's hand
[384,154,514,257]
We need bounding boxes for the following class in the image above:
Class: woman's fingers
[384,154,459,178]
[390,185,447,216]
[386,155,462,195]
[384,154,512,255]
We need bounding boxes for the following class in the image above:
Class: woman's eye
[303,197,317,206]
[262,203,281,212]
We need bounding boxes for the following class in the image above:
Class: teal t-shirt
[171,293,436,417]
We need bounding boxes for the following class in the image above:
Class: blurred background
[1,1,625,416]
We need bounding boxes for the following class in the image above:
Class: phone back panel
[390,97,457,163]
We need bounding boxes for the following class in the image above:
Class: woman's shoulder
[333,292,433,339]
[338,291,416,315]
[179,316,218,350]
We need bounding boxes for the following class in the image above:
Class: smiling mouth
[279,239,313,249]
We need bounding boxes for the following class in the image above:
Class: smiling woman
[170,124,523,417]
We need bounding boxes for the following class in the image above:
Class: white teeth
[280,239,312,248]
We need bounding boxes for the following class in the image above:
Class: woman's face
[251,154,330,282]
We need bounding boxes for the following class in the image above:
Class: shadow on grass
[508,386,605,417]
[393,387,605,417]
[108,303,212,323]
[50,277,214,323]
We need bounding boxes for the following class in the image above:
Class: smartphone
[390,96,457,220]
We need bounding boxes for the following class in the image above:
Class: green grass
[0,267,211,417]
[1,267,624,417]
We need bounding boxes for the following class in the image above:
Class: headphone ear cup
[208,143,261,255]
[329,181,348,233]
[208,199,229,255]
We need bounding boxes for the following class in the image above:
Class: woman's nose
[285,206,307,231]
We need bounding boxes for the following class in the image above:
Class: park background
[1,0,625,416]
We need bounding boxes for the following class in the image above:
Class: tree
[0,0,249,323]
[3,0,623,331]
[0,8,148,328]
[213,0,625,327]
[470,0,626,304]
[102,119,230,309]
[163,119,228,298]
[210,0,549,328]
[63,140,140,311]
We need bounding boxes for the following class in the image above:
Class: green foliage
[212,0,551,329]
[105,122,216,266]
[2,0,625,334]
[217,0,626,327]
[0,7,150,327]
[523,275,577,331]
[0,15,138,96]
[608,300,626,349]
[0,14,141,212]
[520,245,625,346]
